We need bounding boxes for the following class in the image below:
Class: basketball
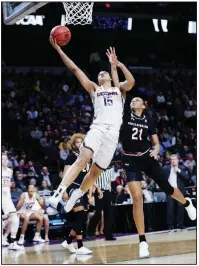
[50,25,71,46]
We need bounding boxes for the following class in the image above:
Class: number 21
[132,128,143,140]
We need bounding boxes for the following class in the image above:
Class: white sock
[53,184,67,201]
[20,234,25,239]
[11,234,16,240]
[35,232,40,237]
[75,188,85,198]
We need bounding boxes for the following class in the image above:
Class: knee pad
[9,212,19,233]
[73,211,85,235]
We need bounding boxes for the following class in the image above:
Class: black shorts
[68,188,88,209]
[122,151,174,195]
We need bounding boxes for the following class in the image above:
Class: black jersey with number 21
[122,112,157,153]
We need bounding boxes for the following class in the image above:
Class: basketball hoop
[62,2,94,25]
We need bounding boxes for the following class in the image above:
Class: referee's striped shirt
[96,167,115,191]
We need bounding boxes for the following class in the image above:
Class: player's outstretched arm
[106,47,120,88]
[50,36,95,93]
[107,47,135,92]
[118,63,135,92]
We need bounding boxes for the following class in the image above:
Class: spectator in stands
[16,159,27,177]
[163,154,189,232]
[183,153,196,170]
[29,178,38,187]
[157,92,166,104]
[39,167,52,188]
[11,181,23,205]
[116,185,130,204]
[27,161,39,179]
[115,169,127,187]
[141,181,153,203]
[15,172,27,192]
[7,153,18,169]
[27,106,38,120]
[59,141,69,162]
[40,131,52,148]
[39,180,52,194]
[30,126,43,140]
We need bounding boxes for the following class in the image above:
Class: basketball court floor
[2,229,196,264]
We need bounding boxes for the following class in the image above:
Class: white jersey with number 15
[91,86,125,131]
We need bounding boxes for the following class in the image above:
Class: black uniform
[65,152,90,208]
[121,111,174,195]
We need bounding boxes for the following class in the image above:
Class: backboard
[2,2,47,25]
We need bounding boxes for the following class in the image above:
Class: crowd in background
[2,66,196,209]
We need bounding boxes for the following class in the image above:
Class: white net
[62,2,94,25]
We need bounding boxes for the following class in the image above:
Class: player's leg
[128,182,145,236]
[80,128,118,193]
[65,130,118,213]
[123,154,149,258]
[29,213,45,243]
[145,157,196,221]
[2,215,11,247]
[64,163,103,213]
[2,197,20,250]
[43,214,50,242]
[18,214,30,245]
[49,128,103,207]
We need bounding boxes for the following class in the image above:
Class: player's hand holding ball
[50,25,71,51]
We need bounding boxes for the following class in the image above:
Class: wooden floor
[2,230,196,264]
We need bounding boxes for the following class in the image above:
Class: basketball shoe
[185,198,196,220]
[64,189,84,213]
[61,240,77,253]
[76,246,92,255]
[9,241,21,250]
[139,241,149,258]
[2,237,9,247]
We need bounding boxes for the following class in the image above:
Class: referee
[88,167,116,241]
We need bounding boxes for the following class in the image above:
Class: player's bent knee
[24,217,29,223]
[133,193,143,204]
[76,155,90,169]
[90,164,103,178]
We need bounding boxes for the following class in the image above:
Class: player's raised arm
[16,193,25,211]
[49,36,95,93]
[110,48,135,92]
[119,62,135,92]
[106,47,120,88]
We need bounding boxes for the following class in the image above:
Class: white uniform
[2,167,16,214]
[18,192,38,217]
[83,86,125,169]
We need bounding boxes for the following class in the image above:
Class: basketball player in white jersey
[2,154,20,250]
[48,38,135,212]
[17,184,46,245]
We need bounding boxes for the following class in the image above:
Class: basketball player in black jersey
[60,133,93,255]
[121,97,196,258]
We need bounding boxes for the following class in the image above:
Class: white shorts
[83,124,119,169]
[17,210,35,218]
[2,193,16,214]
